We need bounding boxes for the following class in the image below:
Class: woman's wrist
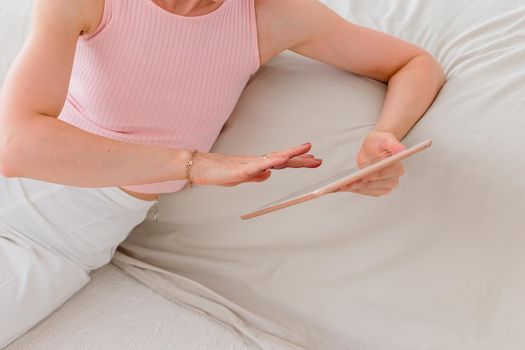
[167,148,195,181]
[185,149,199,187]
[371,123,405,141]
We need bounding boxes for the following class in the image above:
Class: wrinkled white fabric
[0,174,154,348]
[0,0,32,85]
[5,264,257,350]
[2,0,524,349]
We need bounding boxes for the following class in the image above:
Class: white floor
[6,264,256,350]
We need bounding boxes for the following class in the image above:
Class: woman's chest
[83,0,298,68]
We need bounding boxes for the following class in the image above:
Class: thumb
[381,134,406,155]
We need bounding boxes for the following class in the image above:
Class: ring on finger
[260,154,268,160]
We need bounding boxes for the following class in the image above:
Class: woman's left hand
[336,131,407,197]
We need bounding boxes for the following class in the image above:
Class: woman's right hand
[188,143,323,187]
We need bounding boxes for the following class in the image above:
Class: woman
[0,0,444,346]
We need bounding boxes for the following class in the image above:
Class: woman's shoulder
[254,0,334,64]
[32,0,104,37]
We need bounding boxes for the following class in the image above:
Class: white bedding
[5,264,255,350]
[1,0,524,349]
[0,0,32,85]
[114,0,525,349]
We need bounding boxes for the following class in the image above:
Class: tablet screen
[258,165,361,209]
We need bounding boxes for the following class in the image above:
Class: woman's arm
[269,0,445,196]
[370,54,445,140]
[0,0,191,187]
[0,0,320,188]
[283,0,445,139]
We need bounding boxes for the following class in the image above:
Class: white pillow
[0,0,32,85]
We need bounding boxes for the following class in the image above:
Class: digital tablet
[240,139,432,220]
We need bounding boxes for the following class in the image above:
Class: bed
[2,0,524,349]
[5,264,255,350]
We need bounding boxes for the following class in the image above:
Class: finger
[356,135,406,169]
[272,152,320,169]
[381,134,407,155]
[338,176,399,192]
[361,177,400,191]
[337,179,363,192]
[361,162,404,182]
[338,186,392,197]
[244,156,288,177]
[362,188,392,197]
[271,143,312,159]
[273,156,323,169]
[357,152,389,168]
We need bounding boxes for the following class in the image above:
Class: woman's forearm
[372,54,445,140]
[0,114,190,188]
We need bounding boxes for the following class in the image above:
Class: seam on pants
[64,206,129,236]
[0,184,64,216]
[0,233,38,289]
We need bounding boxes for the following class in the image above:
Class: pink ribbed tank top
[58,0,261,194]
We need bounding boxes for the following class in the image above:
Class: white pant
[0,174,156,348]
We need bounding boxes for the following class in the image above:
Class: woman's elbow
[421,52,446,88]
[0,132,17,178]
[386,51,446,89]
[0,116,24,178]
